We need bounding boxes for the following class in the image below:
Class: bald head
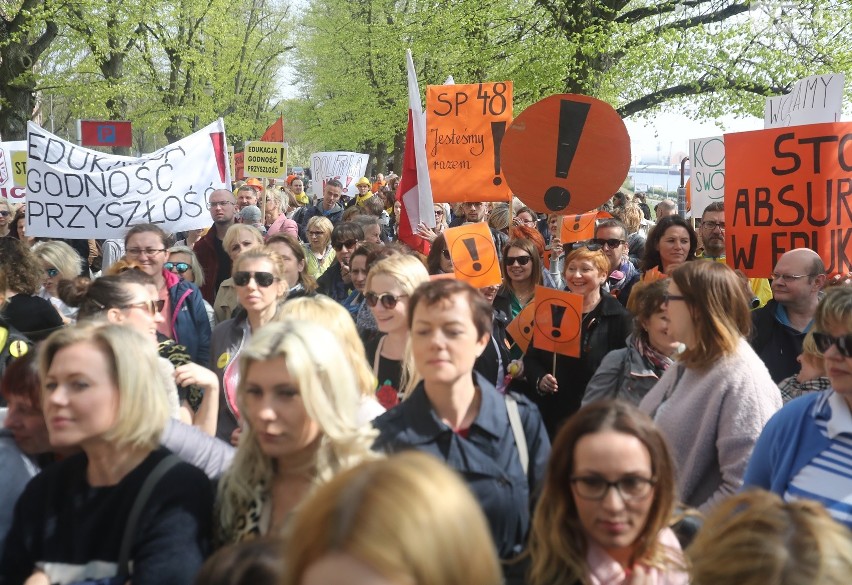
[771,248,825,309]
[777,248,825,276]
[208,188,237,226]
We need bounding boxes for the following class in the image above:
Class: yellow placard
[11,150,26,187]
[244,141,287,179]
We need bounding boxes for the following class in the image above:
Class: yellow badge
[0,328,7,350]
[9,339,28,358]
[217,352,230,369]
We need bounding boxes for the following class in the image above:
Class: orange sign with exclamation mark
[443,222,503,288]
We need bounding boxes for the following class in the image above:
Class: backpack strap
[504,394,529,476]
[118,454,182,575]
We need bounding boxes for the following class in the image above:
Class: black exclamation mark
[545,100,591,212]
[491,121,506,186]
[280,146,284,168]
[550,305,567,338]
[463,238,482,271]
[572,214,582,230]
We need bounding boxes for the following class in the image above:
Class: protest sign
[0,140,27,201]
[689,136,725,216]
[501,94,630,214]
[26,119,230,238]
[506,302,536,354]
[764,74,844,128]
[443,222,502,288]
[244,141,287,179]
[234,151,245,180]
[310,152,369,199]
[426,82,513,203]
[725,121,852,278]
[560,210,599,243]
[532,285,583,357]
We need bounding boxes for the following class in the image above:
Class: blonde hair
[217,321,378,542]
[815,286,852,333]
[222,223,264,258]
[283,452,502,585]
[32,240,83,281]
[365,255,430,396]
[688,490,852,585]
[167,245,204,287]
[39,323,170,451]
[275,296,375,398]
[488,203,510,231]
[306,216,333,248]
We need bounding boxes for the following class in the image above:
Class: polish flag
[396,50,434,255]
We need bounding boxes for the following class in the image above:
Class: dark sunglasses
[571,241,602,251]
[813,332,852,358]
[591,238,625,249]
[333,239,358,251]
[164,262,190,274]
[506,255,532,266]
[120,299,165,316]
[0,210,9,217]
[45,267,60,277]
[441,249,451,260]
[233,271,278,287]
[364,292,407,309]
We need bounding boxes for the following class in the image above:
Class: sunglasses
[506,255,532,266]
[441,249,451,260]
[233,271,278,287]
[812,332,852,358]
[45,267,60,278]
[121,299,166,316]
[571,241,603,251]
[364,292,407,309]
[333,239,358,252]
[164,262,190,274]
[591,238,625,249]
[0,210,9,217]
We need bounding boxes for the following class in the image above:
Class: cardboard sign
[234,151,245,180]
[0,140,26,200]
[310,151,369,199]
[506,301,536,354]
[724,121,852,278]
[559,210,598,243]
[532,285,583,357]
[689,136,724,216]
[765,74,844,128]
[501,94,630,214]
[244,141,287,179]
[26,119,230,238]
[426,82,513,203]
[443,222,502,288]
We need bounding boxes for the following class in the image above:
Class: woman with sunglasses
[638,261,780,512]
[211,249,289,444]
[302,216,336,279]
[363,254,429,409]
[124,223,211,365]
[214,223,266,323]
[425,234,454,275]
[0,196,11,238]
[744,286,852,528]
[167,245,215,329]
[33,240,83,324]
[527,400,687,585]
[494,239,542,329]
[524,246,632,439]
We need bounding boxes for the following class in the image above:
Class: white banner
[0,140,27,202]
[26,119,231,238]
[688,135,725,217]
[764,73,845,128]
[310,151,369,199]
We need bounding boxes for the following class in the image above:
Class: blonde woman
[302,216,336,279]
[214,223,265,323]
[362,254,429,409]
[216,321,377,544]
[284,452,502,585]
[32,240,83,323]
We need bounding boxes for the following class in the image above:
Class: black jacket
[751,299,806,383]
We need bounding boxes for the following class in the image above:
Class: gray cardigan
[639,338,782,512]
[583,336,663,407]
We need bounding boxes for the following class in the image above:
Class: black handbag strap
[118,454,181,575]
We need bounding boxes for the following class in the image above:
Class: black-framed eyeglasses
[663,293,687,305]
[120,299,165,316]
[164,262,190,274]
[570,475,656,501]
[233,271,278,287]
[126,248,166,257]
[364,292,407,309]
[702,221,725,231]
[45,267,60,278]
[333,239,358,251]
[812,332,852,358]
[207,201,235,209]
[506,255,532,266]
[591,238,625,249]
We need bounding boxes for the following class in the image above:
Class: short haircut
[488,203,510,231]
[331,222,365,246]
[563,246,610,279]
[32,240,83,281]
[124,223,170,249]
[39,323,170,450]
[222,223,264,258]
[283,452,502,585]
[407,278,493,340]
[702,201,724,218]
[167,245,205,287]
[595,218,628,241]
[1,350,40,411]
[626,278,669,341]
[815,286,852,333]
[325,179,343,190]
[0,237,48,295]
[655,199,676,214]
[361,196,385,217]
[351,214,380,230]
[306,216,334,247]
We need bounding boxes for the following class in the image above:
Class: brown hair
[502,238,543,292]
[407,279,492,339]
[264,234,318,293]
[626,279,670,341]
[0,237,47,294]
[124,223,170,249]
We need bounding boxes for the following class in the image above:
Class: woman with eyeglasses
[524,246,632,439]
[641,216,697,280]
[744,286,852,528]
[638,261,780,512]
[211,249,289,444]
[214,224,266,323]
[124,223,211,365]
[425,234,453,275]
[363,255,429,409]
[415,204,450,243]
[527,400,687,585]
[0,238,64,342]
[302,216,336,278]
[0,196,11,238]
[32,240,83,324]
[167,245,216,330]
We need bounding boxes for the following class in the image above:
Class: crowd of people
[1,179,852,585]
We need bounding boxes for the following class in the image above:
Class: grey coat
[583,336,662,407]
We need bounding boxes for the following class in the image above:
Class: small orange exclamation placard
[444,222,503,288]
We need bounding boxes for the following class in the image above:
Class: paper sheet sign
[443,222,502,288]
[506,301,536,354]
[689,136,724,217]
[724,121,852,278]
[532,286,583,357]
[426,82,513,203]
[501,94,630,214]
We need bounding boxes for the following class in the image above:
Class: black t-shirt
[213,235,231,292]
[364,335,402,409]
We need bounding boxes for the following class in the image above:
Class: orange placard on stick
[532,286,583,357]
[559,210,598,243]
[724,121,852,278]
[501,94,630,215]
[426,82,513,203]
[506,302,536,354]
[443,222,503,288]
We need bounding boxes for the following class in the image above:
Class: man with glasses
[195,189,237,303]
[594,219,640,307]
[296,179,345,241]
[697,202,771,308]
[752,248,826,382]
[317,222,364,302]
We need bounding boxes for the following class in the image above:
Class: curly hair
[0,237,45,294]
